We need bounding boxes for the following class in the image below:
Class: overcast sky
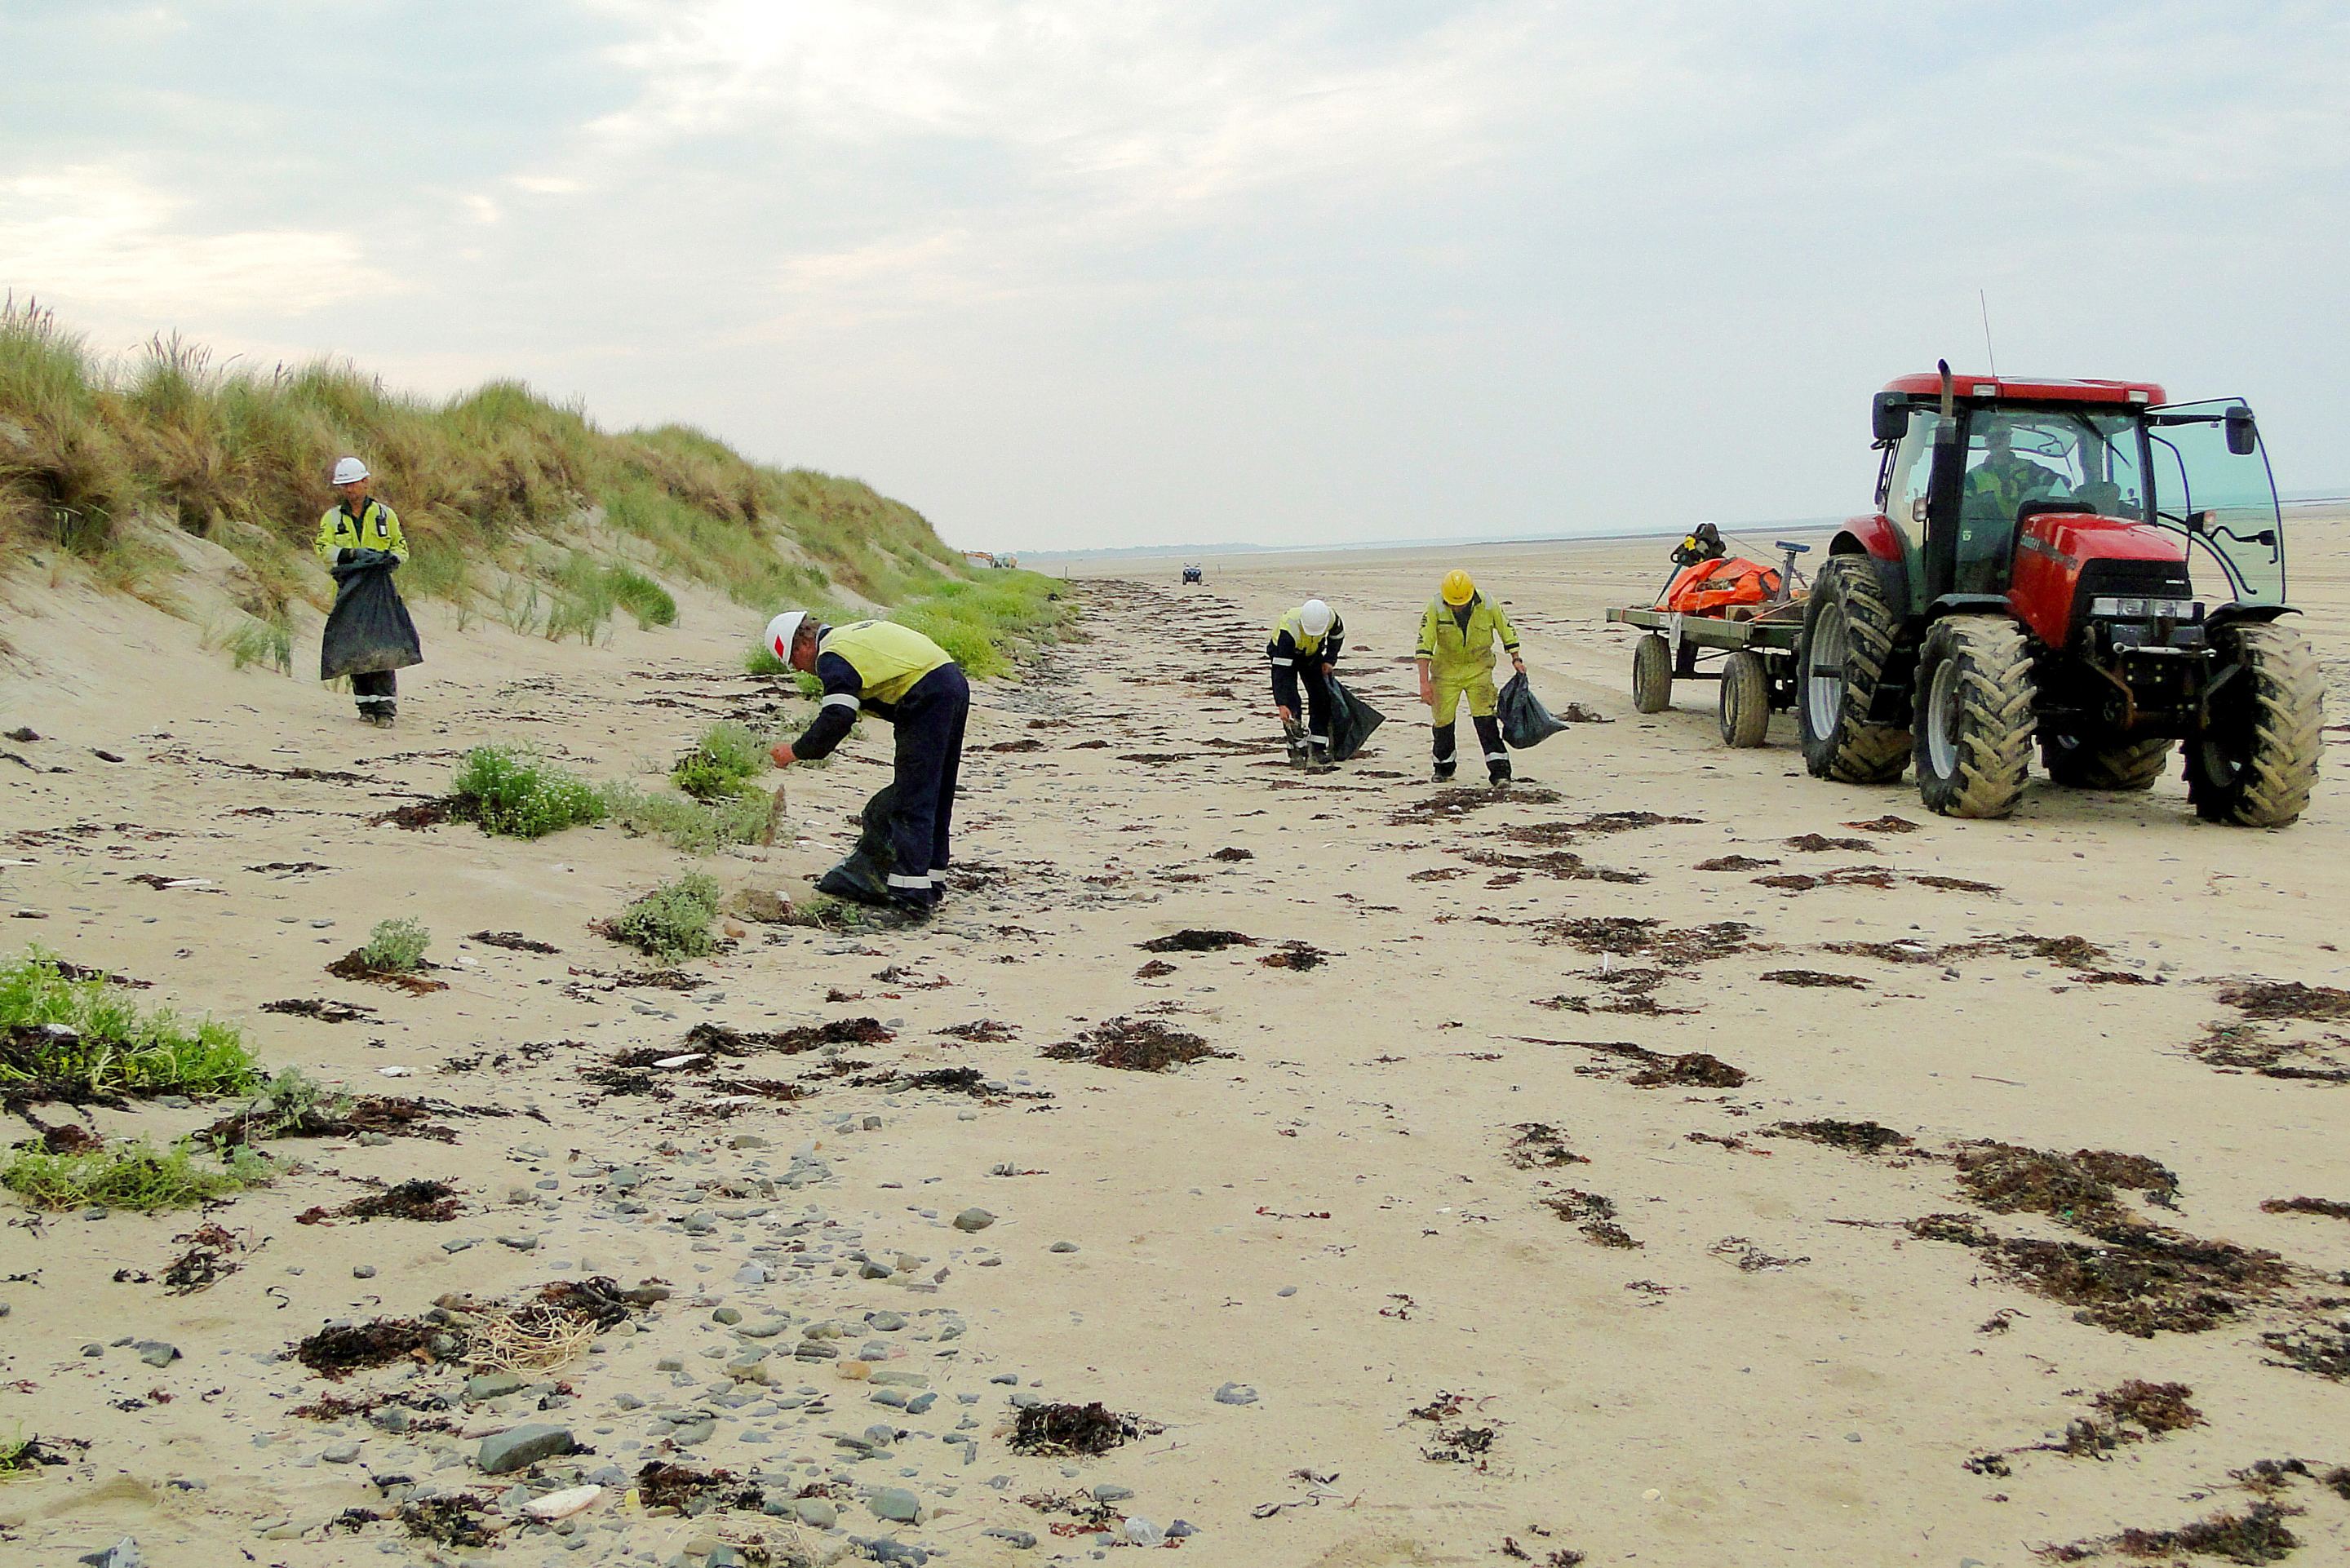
[4,2,2344,551]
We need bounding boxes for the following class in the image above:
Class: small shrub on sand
[601,872,721,961]
[450,746,606,839]
[356,919,431,974]
[671,721,767,800]
[0,951,260,1099]
[2,1137,269,1211]
[598,782,768,855]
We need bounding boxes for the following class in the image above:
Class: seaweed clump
[1905,1213,2287,1337]
[1043,1017,1232,1073]
[1009,1402,1159,1456]
[1768,1119,1913,1155]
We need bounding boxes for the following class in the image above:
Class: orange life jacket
[1660,556,1781,615]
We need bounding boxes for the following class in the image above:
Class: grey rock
[441,1238,477,1254]
[672,1417,716,1445]
[735,1318,787,1339]
[1093,1483,1133,1503]
[135,1341,180,1368]
[982,1526,1038,1549]
[869,1486,923,1523]
[712,1307,743,1326]
[1168,1519,1198,1538]
[1048,1241,1077,1253]
[321,1442,361,1464]
[475,1424,577,1474]
[951,1208,995,1233]
[793,1496,838,1529]
[352,1265,376,1280]
[1213,1382,1258,1406]
[868,1310,907,1331]
[466,1371,527,1402]
[78,1537,141,1567]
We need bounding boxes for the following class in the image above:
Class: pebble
[467,1371,527,1402]
[476,1424,577,1475]
[868,1486,924,1523]
[352,1265,376,1280]
[1049,1241,1078,1253]
[984,1526,1039,1549]
[952,1208,995,1232]
[1213,1383,1258,1406]
[321,1442,361,1464]
[794,1497,838,1529]
[135,1341,180,1368]
[713,1308,743,1326]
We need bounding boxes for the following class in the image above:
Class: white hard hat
[1299,599,1333,638]
[765,611,809,662]
[331,456,369,485]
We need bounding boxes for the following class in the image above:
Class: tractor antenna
[1978,290,1999,379]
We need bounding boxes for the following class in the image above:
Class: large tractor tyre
[2187,621,2324,827]
[1913,615,2036,819]
[1796,556,1911,784]
[1718,650,1770,748]
[2043,731,2173,791]
[1632,634,1673,713]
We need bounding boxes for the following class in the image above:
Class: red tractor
[1799,364,2322,825]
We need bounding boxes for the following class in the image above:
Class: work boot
[1431,763,1456,784]
[1306,742,1335,773]
[1488,762,1512,788]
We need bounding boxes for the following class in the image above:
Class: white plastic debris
[522,1484,603,1520]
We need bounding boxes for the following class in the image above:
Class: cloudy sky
[4,2,2344,551]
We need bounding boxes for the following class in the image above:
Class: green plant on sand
[0,951,261,1100]
[601,872,722,961]
[355,918,431,974]
[450,746,608,839]
[2,1136,269,1211]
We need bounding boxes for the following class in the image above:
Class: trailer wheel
[1632,634,1672,713]
[2187,620,2323,827]
[1718,650,1770,748]
[1913,615,2034,819]
[2043,731,2172,791]
[1796,557,1910,783]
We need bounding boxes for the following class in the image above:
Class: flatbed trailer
[1605,600,1806,748]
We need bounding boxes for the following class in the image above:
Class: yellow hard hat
[1440,569,1474,605]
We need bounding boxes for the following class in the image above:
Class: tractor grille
[2071,558,2192,641]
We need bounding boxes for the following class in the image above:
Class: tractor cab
[1864,370,2285,626]
[1793,365,2319,827]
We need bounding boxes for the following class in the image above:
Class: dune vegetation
[0,296,1069,660]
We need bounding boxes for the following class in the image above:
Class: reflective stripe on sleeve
[822,693,860,711]
[1267,657,1292,667]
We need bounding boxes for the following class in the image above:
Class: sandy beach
[3,523,2348,1566]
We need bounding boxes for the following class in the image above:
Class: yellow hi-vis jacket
[314,498,407,565]
[819,620,954,708]
[1415,592,1519,680]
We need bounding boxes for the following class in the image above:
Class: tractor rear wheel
[1632,634,1673,713]
[1913,615,2035,819]
[2043,731,2172,791]
[2187,620,2323,827]
[1718,650,1770,748]
[1796,556,1910,783]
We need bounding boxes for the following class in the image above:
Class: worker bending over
[1266,598,1345,771]
[767,612,969,914]
[1417,570,1523,786]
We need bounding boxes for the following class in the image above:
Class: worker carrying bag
[1497,671,1571,750]
[1324,678,1385,762]
[321,548,423,682]
[815,784,899,905]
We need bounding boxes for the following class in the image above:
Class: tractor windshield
[2146,400,2286,607]
[1952,408,2148,594]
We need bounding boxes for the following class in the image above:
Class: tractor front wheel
[1913,615,2035,819]
[1632,634,1673,713]
[1795,556,1910,783]
[2187,620,2323,827]
[2043,731,2172,791]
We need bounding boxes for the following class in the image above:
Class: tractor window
[1882,410,1943,609]
[1953,410,2147,592]
[2148,400,2285,607]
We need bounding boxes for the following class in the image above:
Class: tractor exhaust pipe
[1938,358,1955,420]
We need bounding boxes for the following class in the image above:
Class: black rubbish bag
[321,549,423,682]
[816,784,899,905]
[1325,677,1386,762]
[1497,671,1570,750]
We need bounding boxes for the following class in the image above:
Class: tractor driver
[1957,419,2068,591]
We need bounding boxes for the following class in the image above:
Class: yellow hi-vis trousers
[1432,671,1499,724]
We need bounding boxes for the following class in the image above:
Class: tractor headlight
[2090,596,2200,621]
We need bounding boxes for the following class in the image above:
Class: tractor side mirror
[2224,408,2258,457]
[1871,393,1909,444]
